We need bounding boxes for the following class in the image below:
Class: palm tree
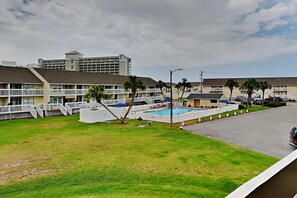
[258,81,271,106]
[176,78,192,99]
[156,80,167,99]
[224,79,239,103]
[121,76,145,124]
[240,79,260,108]
[85,85,120,120]
[175,83,181,98]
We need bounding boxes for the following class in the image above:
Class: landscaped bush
[264,101,287,107]
[238,104,245,109]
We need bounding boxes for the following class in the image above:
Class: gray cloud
[0,0,297,71]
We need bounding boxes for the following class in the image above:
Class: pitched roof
[0,66,42,84]
[34,68,157,85]
[164,82,177,87]
[189,82,201,86]
[203,77,297,86]
[186,93,223,100]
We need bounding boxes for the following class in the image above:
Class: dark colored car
[235,96,245,102]
[267,97,283,102]
[241,98,248,105]
[289,127,297,148]
[253,99,263,105]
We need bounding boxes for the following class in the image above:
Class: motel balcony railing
[50,88,161,96]
[274,87,288,91]
[64,102,91,109]
[209,88,223,92]
[0,89,9,96]
[0,89,44,97]
[0,104,32,114]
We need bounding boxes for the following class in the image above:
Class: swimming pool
[145,108,200,116]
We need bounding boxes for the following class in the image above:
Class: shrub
[238,104,245,109]
[264,101,286,107]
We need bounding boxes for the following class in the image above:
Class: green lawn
[0,114,277,197]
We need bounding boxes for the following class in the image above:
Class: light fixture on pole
[170,68,183,127]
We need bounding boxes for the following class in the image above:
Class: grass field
[0,114,277,197]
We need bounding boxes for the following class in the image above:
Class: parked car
[266,97,283,102]
[282,97,296,102]
[235,96,245,102]
[253,99,263,105]
[289,127,297,148]
[241,98,248,105]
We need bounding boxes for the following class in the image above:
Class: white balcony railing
[209,88,223,92]
[50,88,161,96]
[0,89,44,97]
[75,89,89,95]
[50,89,76,96]
[65,102,90,109]
[274,87,287,91]
[47,103,61,111]
[0,105,32,114]
[105,89,127,94]
[0,89,9,96]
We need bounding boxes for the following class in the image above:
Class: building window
[51,97,63,104]
[10,97,22,105]
[210,99,217,103]
[23,97,34,105]
[23,84,34,89]
[71,65,73,69]
[52,85,62,89]
[10,84,22,89]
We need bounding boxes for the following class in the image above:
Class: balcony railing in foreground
[227,149,297,198]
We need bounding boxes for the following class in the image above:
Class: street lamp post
[170,68,183,127]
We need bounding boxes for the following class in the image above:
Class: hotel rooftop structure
[0,65,161,120]
[38,51,131,76]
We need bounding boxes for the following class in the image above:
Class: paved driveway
[184,103,297,158]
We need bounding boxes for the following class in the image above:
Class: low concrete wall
[80,107,126,123]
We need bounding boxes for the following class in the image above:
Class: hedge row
[264,101,287,107]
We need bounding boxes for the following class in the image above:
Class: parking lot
[184,103,297,158]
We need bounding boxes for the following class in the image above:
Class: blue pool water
[145,108,199,116]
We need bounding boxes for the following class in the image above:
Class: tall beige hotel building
[38,50,132,76]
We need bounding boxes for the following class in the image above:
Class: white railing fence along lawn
[133,104,239,123]
[30,106,38,118]
[36,105,44,117]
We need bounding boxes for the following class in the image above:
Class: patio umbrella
[164,97,171,102]
[218,100,228,103]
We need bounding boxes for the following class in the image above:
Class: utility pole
[170,68,183,127]
[200,71,204,94]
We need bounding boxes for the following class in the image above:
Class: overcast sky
[1,0,297,82]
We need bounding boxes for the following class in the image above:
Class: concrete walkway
[184,103,297,158]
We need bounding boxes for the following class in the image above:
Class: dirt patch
[0,167,52,184]
[0,158,54,185]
